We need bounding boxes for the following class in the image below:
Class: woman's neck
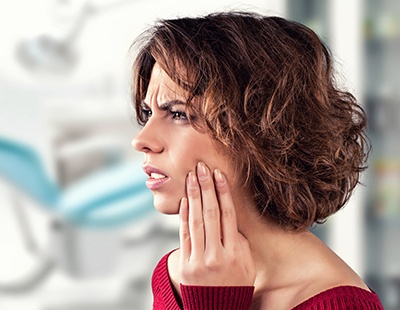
[235,202,318,293]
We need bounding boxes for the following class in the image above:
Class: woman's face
[132,63,234,214]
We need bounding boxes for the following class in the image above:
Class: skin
[132,63,370,309]
[132,63,233,215]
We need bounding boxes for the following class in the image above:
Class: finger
[214,169,238,249]
[179,198,191,261]
[197,162,221,251]
[186,171,204,257]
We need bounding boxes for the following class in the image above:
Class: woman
[131,12,383,309]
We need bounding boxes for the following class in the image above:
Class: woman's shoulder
[278,233,376,308]
[292,285,383,309]
[152,250,172,291]
[281,262,382,309]
[151,249,182,310]
[152,248,180,285]
[167,248,181,293]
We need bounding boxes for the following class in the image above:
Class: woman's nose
[131,120,164,154]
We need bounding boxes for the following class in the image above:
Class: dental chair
[0,137,165,309]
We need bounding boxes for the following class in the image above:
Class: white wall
[0,1,287,309]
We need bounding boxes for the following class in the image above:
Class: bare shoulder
[291,237,370,306]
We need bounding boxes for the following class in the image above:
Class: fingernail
[214,169,224,184]
[197,162,208,179]
[187,172,197,186]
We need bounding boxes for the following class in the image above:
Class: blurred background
[0,0,399,309]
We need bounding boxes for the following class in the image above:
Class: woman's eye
[141,108,152,121]
[171,111,188,121]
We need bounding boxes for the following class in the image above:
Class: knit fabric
[181,285,254,309]
[152,251,384,309]
[292,286,383,310]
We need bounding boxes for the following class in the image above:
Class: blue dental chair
[0,137,153,228]
[0,137,155,296]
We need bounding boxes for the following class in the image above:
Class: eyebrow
[141,99,186,110]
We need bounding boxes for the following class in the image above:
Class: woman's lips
[146,176,169,190]
[143,165,170,190]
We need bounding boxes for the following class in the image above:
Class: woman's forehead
[144,63,189,105]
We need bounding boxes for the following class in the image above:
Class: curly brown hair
[131,11,370,231]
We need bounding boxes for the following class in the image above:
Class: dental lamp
[15,0,139,75]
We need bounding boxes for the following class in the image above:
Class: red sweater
[152,251,384,309]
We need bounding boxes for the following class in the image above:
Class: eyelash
[140,108,188,123]
[170,110,188,121]
[140,108,152,121]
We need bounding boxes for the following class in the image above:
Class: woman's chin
[152,195,180,215]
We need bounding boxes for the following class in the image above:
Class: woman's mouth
[150,172,167,179]
[143,166,170,190]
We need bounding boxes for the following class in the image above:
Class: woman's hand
[179,162,256,287]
